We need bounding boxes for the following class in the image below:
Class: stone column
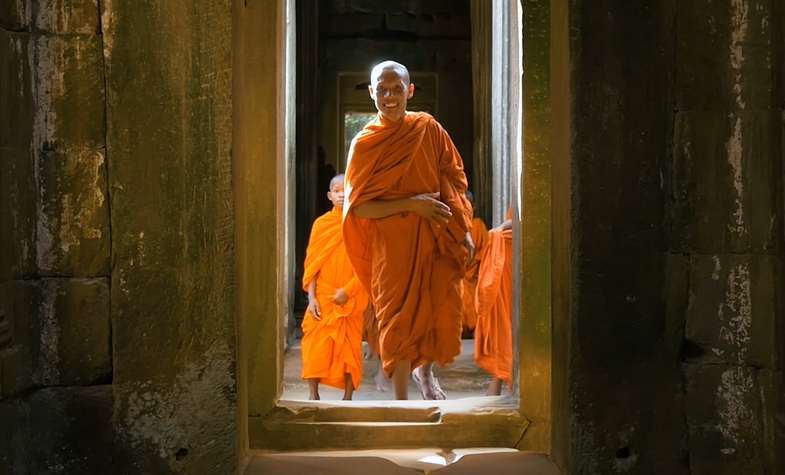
[103,0,237,471]
[470,0,492,223]
[556,0,685,472]
[489,0,517,225]
[294,0,319,335]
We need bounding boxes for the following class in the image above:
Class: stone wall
[1,0,114,472]
[673,1,785,472]
[561,0,785,473]
[1,0,238,473]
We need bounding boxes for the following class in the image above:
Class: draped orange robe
[343,111,472,376]
[301,207,369,390]
[461,216,489,330]
[474,225,513,386]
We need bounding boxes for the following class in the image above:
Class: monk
[343,60,475,400]
[474,211,513,396]
[301,174,369,400]
[460,190,489,332]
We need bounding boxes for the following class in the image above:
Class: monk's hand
[410,192,452,225]
[463,231,476,265]
[333,288,348,305]
[307,294,322,320]
[497,219,513,232]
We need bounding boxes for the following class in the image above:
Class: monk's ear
[407,83,415,99]
[368,84,375,100]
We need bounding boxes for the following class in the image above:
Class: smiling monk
[343,60,475,400]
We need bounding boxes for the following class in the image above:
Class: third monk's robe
[301,207,368,390]
[461,216,488,330]
[474,225,513,386]
[343,112,472,376]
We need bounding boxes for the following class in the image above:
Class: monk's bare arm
[353,198,413,218]
[464,231,475,265]
[353,192,452,224]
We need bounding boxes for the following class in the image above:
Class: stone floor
[282,339,494,400]
[268,340,555,474]
[244,449,560,474]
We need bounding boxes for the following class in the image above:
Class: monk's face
[327,180,345,209]
[369,69,414,122]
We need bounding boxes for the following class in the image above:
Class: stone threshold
[244,448,560,474]
[275,394,519,421]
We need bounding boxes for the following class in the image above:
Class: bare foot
[486,378,503,396]
[363,342,374,360]
[308,379,320,400]
[437,449,458,465]
[431,371,447,400]
[393,360,411,400]
[343,373,354,400]
[374,368,391,392]
[412,364,446,400]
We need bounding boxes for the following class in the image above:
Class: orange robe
[301,207,369,390]
[474,226,513,386]
[363,303,380,358]
[461,216,489,330]
[343,111,472,376]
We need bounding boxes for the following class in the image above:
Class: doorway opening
[287,1,492,401]
[232,0,557,453]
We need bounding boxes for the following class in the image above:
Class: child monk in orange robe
[343,61,475,400]
[461,190,489,331]
[301,174,369,400]
[474,211,513,396]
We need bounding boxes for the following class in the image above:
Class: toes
[431,376,447,400]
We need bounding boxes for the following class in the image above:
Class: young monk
[461,190,489,332]
[343,60,475,400]
[474,210,513,396]
[301,174,369,400]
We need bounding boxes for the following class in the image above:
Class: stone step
[244,449,559,474]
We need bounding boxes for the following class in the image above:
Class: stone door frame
[235,0,566,456]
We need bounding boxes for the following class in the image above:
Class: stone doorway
[286,0,493,401]
[234,0,554,454]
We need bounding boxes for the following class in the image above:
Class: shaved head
[329,173,345,189]
[368,61,414,122]
[370,60,410,85]
[327,174,345,209]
